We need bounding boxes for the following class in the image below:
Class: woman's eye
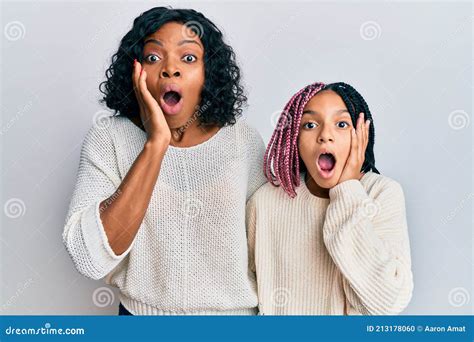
[303,122,317,129]
[337,121,350,128]
[182,54,197,63]
[145,54,161,63]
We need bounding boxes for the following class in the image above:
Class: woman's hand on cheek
[337,112,370,185]
[133,59,171,146]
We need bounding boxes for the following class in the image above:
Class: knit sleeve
[246,193,258,275]
[62,124,133,280]
[243,121,267,202]
[322,178,414,315]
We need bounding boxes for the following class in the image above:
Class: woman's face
[141,22,205,126]
[298,90,353,189]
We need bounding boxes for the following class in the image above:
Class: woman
[63,7,266,315]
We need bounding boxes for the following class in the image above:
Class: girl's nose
[317,127,334,143]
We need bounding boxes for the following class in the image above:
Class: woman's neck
[130,115,220,148]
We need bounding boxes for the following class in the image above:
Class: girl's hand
[337,112,370,184]
[132,59,171,146]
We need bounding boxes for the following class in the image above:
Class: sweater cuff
[329,179,367,202]
[81,199,134,272]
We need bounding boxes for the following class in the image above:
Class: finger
[364,119,370,148]
[139,69,163,119]
[351,127,358,163]
[139,69,155,108]
[357,113,364,160]
[133,60,145,110]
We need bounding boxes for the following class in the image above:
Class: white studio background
[1,1,472,315]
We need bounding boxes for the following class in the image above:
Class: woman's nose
[161,69,181,78]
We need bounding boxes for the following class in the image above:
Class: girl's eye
[337,121,350,128]
[145,54,161,63]
[182,54,197,63]
[303,122,317,129]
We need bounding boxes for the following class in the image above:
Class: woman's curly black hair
[99,7,247,127]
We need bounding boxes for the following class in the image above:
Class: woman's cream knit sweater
[246,171,414,315]
[63,115,266,315]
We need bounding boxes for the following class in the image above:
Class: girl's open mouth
[159,85,183,115]
[317,152,336,179]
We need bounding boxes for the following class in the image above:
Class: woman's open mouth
[159,84,183,115]
[316,152,336,179]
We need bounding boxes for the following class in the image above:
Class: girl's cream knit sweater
[246,171,413,315]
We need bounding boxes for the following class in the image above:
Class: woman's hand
[132,59,171,146]
[337,112,371,184]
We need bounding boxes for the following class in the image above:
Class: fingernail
[134,58,137,65]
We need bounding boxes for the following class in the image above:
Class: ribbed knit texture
[247,171,413,315]
[63,115,266,315]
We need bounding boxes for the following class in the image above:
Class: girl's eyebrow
[144,38,203,50]
[302,109,350,116]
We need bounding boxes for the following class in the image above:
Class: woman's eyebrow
[144,38,163,47]
[178,39,203,49]
[143,38,203,50]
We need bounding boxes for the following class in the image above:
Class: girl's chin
[310,169,340,188]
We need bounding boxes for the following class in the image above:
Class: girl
[247,82,414,315]
[63,7,266,315]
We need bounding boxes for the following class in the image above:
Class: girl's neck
[304,172,330,199]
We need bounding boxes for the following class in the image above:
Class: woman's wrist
[144,138,169,154]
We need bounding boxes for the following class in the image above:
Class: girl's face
[298,90,353,189]
[141,22,205,125]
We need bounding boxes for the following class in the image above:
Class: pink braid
[264,82,326,198]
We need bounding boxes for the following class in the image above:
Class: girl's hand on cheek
[133,59,171,147]
[337,112,370,185]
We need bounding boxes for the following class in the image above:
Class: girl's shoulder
[247,180,297,211]
[360,171,405,198]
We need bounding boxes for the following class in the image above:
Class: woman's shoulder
[232,116,264,145]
